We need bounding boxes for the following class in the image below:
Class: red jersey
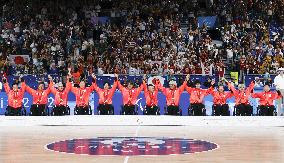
[71,83,96,107]
[208,87,233,105]
[143,81,159,107]
[93,81,118,105]
[251,91,281,106]
[185,86,210,104]
[4,82,26,108]
[50,81,72,106]
[118,82,144,105]
[228,82,254,105]
[158,81,187,106]
[25,84,51,105]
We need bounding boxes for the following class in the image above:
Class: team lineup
[2,73,282,116]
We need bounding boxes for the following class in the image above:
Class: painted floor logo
[45,137,218,156]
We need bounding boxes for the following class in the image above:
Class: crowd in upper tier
[0,0,284,80]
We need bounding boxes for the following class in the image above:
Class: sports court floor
[1,116,284,163]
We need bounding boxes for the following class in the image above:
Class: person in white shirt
[0,82,2,92]
[274,68,284,116]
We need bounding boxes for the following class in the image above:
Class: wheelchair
[50,105,70,116]
[29,105,47,116]
[188,105,206,116]
[143,106,160,115]
[164,106,182,116]
[233,105,253,116]
[120,105,138,115]
[256,106,277,116]
[233,106,237,116]
[211,104,230,116]
[5,107,26,116]
[74,105,92,115]
[97,105,114,115]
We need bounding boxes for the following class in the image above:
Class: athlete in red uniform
[143,75,159,115]
[228,81,255,116]
[251,83,282,116]
[49,75,72,116]
[115,74,144,115]
[70,74,97,115]
[25,77,52,116]
[3,76,26,116]
[158,75,190,115]
[92,75,118,115]
[186,80,215,116]
[208,79,234,116]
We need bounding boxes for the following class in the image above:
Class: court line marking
[123,156,129,163]
[123,118,141,163]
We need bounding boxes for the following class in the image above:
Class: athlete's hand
[211,80,215,86]
[48,75,52,81]
[186,74,190,81]
[91,73,96,80]
[67,74,72,80]
[143,74,147,81]
[2,78,7,83]
[19,75,24,82]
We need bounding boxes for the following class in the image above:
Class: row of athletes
[2,74,282,116]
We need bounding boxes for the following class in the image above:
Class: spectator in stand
[274,68,284,115]
[0,0,283,79]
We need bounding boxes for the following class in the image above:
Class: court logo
[45,137,218,156]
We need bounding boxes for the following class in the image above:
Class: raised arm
[185,85,192,94]
[204,80,216,95]
[49,80,57,94]
[45,85,51,94]
[115,74,126,92]
[136,82,144,94]
[64,80,72,93]
[225,91,234,99]
[143,80,148,94]
[70,83,79,93]
[117,80,125,91]
[274,91,282,100]
[246,81,255,93]
[3,78,10,93]
[207,85,215,96]
[251,92,262,98]
[178,74,190,93]
[156,78,167,95]
[91,80,102,93]
[24,82,35,95]
[87,73,99,92]
[227,82,237,95]
[110,80,118,94]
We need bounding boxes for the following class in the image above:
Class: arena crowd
[0,0,284,79]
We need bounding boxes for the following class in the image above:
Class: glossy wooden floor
[1,117,284,163]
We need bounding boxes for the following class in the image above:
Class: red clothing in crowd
[143,81,159,107]
[185,86,210,104]
[228,82,254,105]
[50,81,71,106]
[93,81,118,105]
[158,81,187,106]
[118,81,143,105]
[4,82,26,108]
[25,84,51,105]
[251,91,282,106]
